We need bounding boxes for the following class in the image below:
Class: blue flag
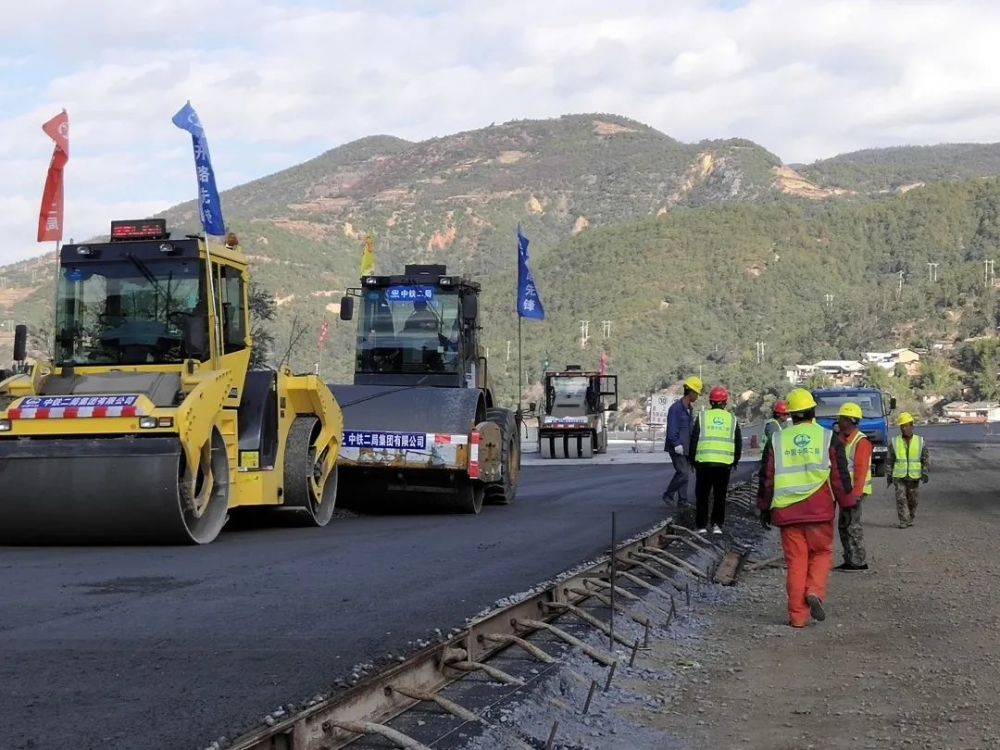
[172,101,226,236]
[517,225,545,320]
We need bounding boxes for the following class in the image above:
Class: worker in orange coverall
[757,388,855,628]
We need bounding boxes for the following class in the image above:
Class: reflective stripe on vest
[845,429,873,495]
[892,434,923,480]
[771,422,832,509]
[695,408,736,464]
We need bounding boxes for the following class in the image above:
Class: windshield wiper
[126,252,167,304]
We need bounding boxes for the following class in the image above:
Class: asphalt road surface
[0,457,755,750]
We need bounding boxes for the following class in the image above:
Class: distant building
[863,348,921,375]
[941,401,1000,423]
[813,360,866,386]
[785,364,816,385]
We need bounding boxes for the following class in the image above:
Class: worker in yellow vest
[762,399,789,450]
[887,412,929,528]
[834,402,872,572]
[757,388,855,628]
[689,385,742,535]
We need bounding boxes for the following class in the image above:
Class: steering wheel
[98,312,127,328]
[166,310,191,332]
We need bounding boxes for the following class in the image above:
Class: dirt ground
[626,443,1000,750]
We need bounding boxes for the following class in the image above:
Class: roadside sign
[649,393,673,425]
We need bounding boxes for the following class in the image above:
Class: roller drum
[0,436,229,545]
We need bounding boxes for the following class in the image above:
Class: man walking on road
[757,388,855,628]
[663,376,702,508]
[834,402,871,572]
[887,412,929,528]
[690,385,742,535]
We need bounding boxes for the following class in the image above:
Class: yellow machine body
[0,226,342,544]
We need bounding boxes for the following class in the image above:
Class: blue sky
[3,0,1000,264]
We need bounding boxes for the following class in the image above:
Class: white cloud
[3,0,1000,263]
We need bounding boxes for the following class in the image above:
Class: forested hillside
[4,115,1000,419]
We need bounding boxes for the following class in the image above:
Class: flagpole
[517,314,523,427]
[52,240,61,357]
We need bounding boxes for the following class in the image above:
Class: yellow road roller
[0,219,342,544]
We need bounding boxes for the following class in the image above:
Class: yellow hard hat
[786,388,817,413]
[683,375,703,395]
[838,402,863,420]
[897,412,914,426]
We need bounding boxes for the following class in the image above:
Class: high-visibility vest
[892,434,923,480]
[771,421,832,509]
[695,408,736,464]
[844,429,873,495]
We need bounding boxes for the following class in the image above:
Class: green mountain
[795,143,1000,193]
[4,114,1000,419]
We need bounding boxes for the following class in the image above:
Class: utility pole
[927,262,939,283]
[897,270,904,298]
[601,320,612,338]
[824,293,834,307]
[986,259,996,289]
[755,341,766,365]
[580,320,590,349]
[506,340,511,361]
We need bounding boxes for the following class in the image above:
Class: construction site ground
[617,440,1000,749]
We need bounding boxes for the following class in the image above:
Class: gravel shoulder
[625,443,1000,749]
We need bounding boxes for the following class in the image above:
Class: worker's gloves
[759,509,771,530]
[673,445,684,456]
[921,474,929,484]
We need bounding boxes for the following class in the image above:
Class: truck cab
[812,387,896,477]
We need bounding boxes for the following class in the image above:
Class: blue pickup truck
[812,387,896,477]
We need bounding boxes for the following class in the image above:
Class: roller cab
[0,219,342,544]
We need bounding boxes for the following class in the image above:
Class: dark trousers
[695,463,731,528]
[666,453,691,504]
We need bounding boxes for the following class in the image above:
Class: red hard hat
[709,385,728,403]
[774,400,789,416]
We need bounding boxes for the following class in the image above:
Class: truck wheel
[485,407,520,505]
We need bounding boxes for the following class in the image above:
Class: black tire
[872,457,886,478]
[595,428,608,455]
[485,407,519,505]
[283,417,338,527]
[453,479,485,514]
[178,428,230,544]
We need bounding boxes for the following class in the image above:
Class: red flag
[599,351,608,376]
[37,110,69,243]
[318,319,330,352]
[42,110,69,157]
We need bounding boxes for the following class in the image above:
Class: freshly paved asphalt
[1,456,719,750]
[0,424,984,749]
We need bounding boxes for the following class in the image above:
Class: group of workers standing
[662,375,742,535]
[664,377,930,628]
